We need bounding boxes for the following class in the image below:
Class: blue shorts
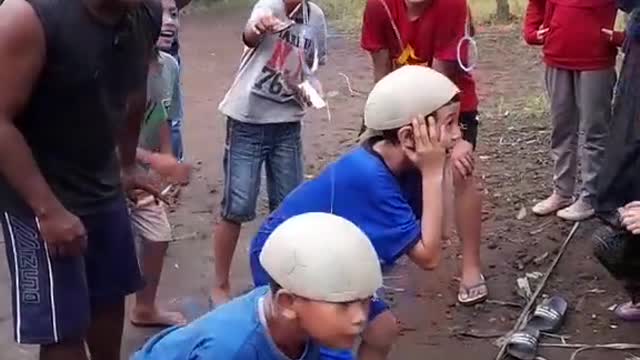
[221,118,303,223]
[1,198,143,344]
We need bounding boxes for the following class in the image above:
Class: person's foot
[532,194,572,216]
[130,306,187,328]
[556,198,594,221]
[210,285,231,308]
[615,302,640,321]
[458,273,488,306]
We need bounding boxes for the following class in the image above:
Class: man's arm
[370,50,393,83]
[0,0,64,217]
[361,0,393,83]
[523,0,546,45]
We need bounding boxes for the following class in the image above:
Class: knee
[361,311,400,353]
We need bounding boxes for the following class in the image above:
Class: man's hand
[536,27,550,42]
[404,116,447,176]
[451,140,475,179]
[38,206,87,258]
[621,204,640,235]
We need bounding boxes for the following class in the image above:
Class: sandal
[615,302,640,321]
[458,275,488,306]
[527,296,568,333]
[506,328,540,360]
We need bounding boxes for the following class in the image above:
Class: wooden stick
[494,222,581,360]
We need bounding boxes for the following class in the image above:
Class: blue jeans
[171,55,185,161]
[221,118,303,223]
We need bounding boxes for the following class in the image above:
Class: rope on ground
[338,73,367,97]
[494,221,581,360]
[538,342,640,360]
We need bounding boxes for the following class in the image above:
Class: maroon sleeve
[433,0,467,62]
[523,0,546,45]
[361,0,389,53]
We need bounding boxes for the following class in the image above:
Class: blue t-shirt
[251,143,422,268]
[132,287,321,360]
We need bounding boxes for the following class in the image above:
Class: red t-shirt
[361,0,479,113]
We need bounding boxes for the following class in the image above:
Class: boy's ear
[397,125,414,149]
[273,290,299,321]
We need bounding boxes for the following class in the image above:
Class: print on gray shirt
[219,0,327,125]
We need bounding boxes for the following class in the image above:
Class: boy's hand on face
[404,116,447,176]
[451,140,474,179]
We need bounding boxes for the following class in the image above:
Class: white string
[457,7,478,72]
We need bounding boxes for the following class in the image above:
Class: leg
[358,308,399,360]
[86,300,125,360]
[453,169,485,303]
[1,206,91,360]
[212,118,264,305]
[265,122,303,212]
[129,203,185,326]
[81,200,144,360]
[576,69,616,202]
[533,67,579,215]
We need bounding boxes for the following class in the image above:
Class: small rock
[487,243,498,250]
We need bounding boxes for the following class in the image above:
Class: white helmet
[260,212,382,302]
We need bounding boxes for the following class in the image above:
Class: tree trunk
[496,0,511,22]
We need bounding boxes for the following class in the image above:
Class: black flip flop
[527,296,568,333]
[506,328,540,360]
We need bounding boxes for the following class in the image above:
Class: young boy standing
[360,0,486,306]
[524,0,623,220]
[250,66,459,360]
[133,212,383,360]
[211,0,328,305]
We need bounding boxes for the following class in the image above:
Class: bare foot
[210,286,231,308]
[130,306,187,328]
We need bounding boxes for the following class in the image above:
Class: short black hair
[381,93,460,145]
[269,280,282,294]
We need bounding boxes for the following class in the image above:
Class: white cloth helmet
[260,212,382,302]
[362,65,460,141]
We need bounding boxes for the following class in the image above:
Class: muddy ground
[1,6,637,360]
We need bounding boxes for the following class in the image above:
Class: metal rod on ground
[494,221,581,360]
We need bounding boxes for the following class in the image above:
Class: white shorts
[129,199,172,243]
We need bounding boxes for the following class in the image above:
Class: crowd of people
[0,0,639,359]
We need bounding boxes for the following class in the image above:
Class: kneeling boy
[133,212,382,359]
[250,65,459,359]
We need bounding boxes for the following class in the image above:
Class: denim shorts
[221,118,303,223]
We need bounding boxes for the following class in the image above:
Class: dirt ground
[1,6,638,360]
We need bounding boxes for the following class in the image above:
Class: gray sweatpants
[545,66,616,201]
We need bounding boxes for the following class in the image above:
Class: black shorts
[1,198,142,344]
[460,111,479,150]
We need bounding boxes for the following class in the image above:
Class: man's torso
[0,0,161,215]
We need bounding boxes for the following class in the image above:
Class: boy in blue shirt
[133,212,383,360]
[250,66,462,359]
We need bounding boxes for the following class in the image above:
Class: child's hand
[252,12,287,35]
[536,27,549,42]
[148,153,191,185]
[450,140,475,179]
[404,116,447,176]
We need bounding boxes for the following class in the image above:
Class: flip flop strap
[509,332,538,346]
[533,306,561,321]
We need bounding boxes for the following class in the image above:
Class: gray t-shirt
[219,0,328,124]
[141,51,180,151]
